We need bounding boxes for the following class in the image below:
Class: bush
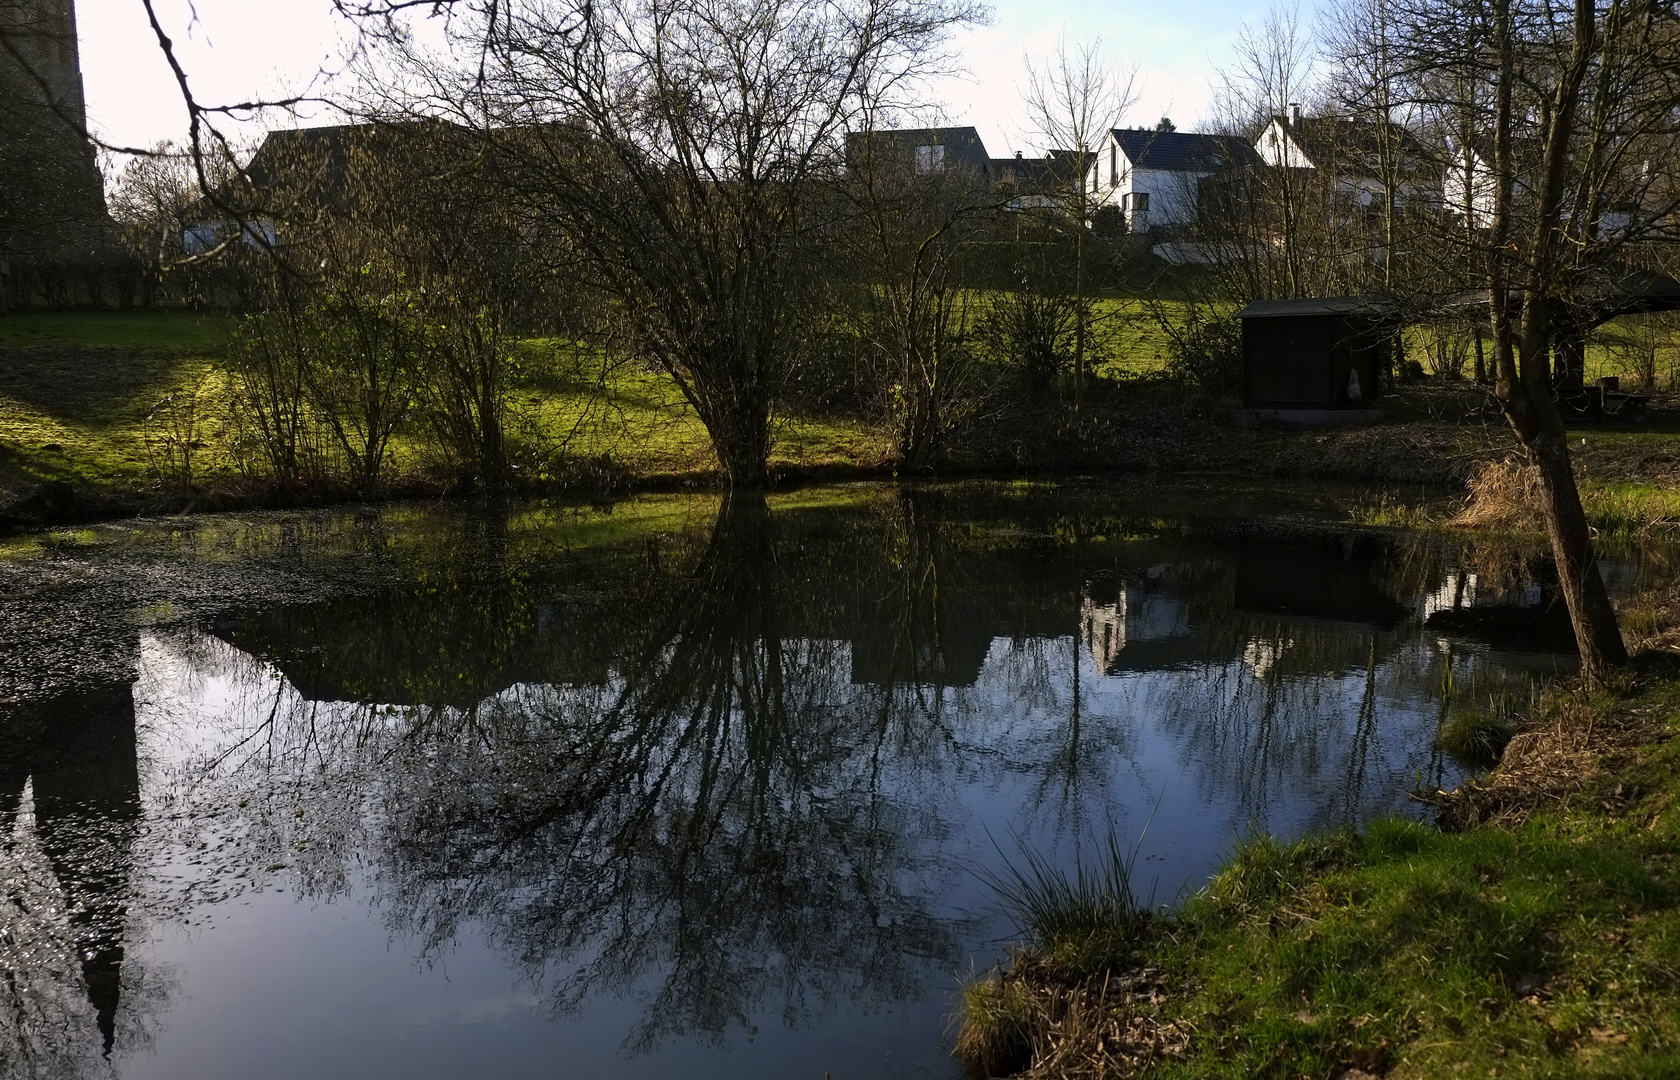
[973,287,1082,394]
[1160,306,1241,392]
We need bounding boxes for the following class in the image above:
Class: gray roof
[1236,296,1393,319]
[845,126,995,179]
[1111,129,1262,173]
[1271,116,1430,177]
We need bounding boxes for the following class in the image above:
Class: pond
[0,482,1621,1079]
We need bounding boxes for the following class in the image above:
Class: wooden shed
[1236,297,1394,410]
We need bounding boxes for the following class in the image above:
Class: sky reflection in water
[0,486,1599,1079]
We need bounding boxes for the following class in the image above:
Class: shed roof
[1236,296,1393,319]
[1441,270,1680,327]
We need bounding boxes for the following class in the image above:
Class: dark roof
[1236,296,1393,319]
[1110,129,1262,173]
[845,126,995,178]
[1272,116,1429,177]
[992,154,1055,187]
[245,119,475,198]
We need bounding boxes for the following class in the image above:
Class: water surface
[0,483,1613,1079]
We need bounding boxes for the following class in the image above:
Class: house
[990,148,1092,212]
[1091,127,1263,234]
[844,126,997,184]
[1444,133,1652,239]
[184,119,475,253]
[1253,107,1436,221]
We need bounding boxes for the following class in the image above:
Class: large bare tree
[1371,0,1680,682]
[364,0,978,488]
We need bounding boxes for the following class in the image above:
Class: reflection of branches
[369,493,965,1050]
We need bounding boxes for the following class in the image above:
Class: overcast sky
[76,0,1319,161]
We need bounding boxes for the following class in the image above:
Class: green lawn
[960,667,1680,1079]
[0,311,887,495]
[0,309,230,351]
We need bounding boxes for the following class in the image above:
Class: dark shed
[1236,297,1393,410]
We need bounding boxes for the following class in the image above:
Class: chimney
[1015,150,1023,159]
[1289,102,1302,126]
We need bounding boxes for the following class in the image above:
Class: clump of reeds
[956,830,1172,1078]
[980,829,1154,971]
[1452,457,1545,531]
[1438,692,1520,766]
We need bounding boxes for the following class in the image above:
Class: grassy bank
[6,308,1680,540]
[956,649,1680,1077]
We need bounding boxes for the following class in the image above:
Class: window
[915,144,945,174]
[1127,191,1149,213]
[1110,145,1118,187]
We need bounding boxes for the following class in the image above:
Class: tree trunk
[697,396,770,489]
[1529,427,1627,684]
[1484,0,1626,687]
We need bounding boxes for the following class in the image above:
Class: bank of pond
[0,481,1656,1079]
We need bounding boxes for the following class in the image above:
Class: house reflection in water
[1080,567,1195,675]
[1077,534,1598,685]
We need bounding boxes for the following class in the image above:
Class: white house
[1253,108,1437,221]
[1090,127,1262,234]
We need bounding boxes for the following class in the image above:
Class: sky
[75,0,1316,162]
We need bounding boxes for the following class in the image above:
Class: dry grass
[1425,680,1670,831]
[1452,456,1546,531]
[955,958,1192,1080]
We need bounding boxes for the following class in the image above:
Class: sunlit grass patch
[1581,482,1680,541]
[1347,491,1438,529]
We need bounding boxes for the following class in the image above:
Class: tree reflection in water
[55,486,1600,1068]
[374,491,967,1051]
[155,492,974,1053]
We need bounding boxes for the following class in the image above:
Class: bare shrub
[142,378,218,495]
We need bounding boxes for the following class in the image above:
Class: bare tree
[358,0,978,488]
[840,130,997,471]
[1215,4,1319,298]
[1363,0,1680,682]
[1020,36,1137,406]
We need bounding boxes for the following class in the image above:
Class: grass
[1437,696,1520,765]
[957,669,1680,1079]
[0,311,888,503]
[0,309,230,350]
[1581,482,1680,540]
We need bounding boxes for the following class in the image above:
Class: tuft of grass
[979,826,1155,977]
[953,975,1039,1079]
[1438,694,1519,765]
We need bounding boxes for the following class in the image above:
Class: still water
[0,483,1612,1079]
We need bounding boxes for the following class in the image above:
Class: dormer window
[915,144,945,174]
